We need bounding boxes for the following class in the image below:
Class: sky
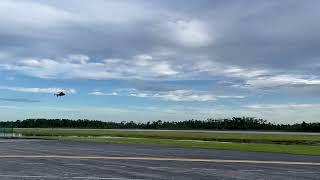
[1,0,320,123]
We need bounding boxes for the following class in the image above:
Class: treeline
[0,117,320,132]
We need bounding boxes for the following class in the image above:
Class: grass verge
[15,129,320,145]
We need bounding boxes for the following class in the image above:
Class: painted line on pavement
[0,155,319,166]
[0,175,140,179]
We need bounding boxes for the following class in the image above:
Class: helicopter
[54,92,66,97]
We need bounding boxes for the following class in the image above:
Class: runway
[0,139,319,179]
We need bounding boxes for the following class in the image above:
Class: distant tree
[0,117,319,132]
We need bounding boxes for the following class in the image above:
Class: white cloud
[217,95,245,99]
[1,53,320,92]
[193,60,269,79]
[132,54,178,76]
[0,53,271,82]
[0,86,76,94]
[66,54,90,64]
[166,19,213,47]
[92,88,245,102]
[0,54,178,80]
[193,60,320,89]
[89,91,118,96]
[244,103,320,109]
[246,75,320,88]
[153,90,217,102]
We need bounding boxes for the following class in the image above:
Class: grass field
[14,129,320,156]
[15,129,320,143]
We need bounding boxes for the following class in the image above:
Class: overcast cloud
[0,0,319,122]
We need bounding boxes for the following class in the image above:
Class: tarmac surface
[0,139,319,180]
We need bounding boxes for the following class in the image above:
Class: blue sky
[1,0,320,123]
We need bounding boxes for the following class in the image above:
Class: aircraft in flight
[54,92,66,97]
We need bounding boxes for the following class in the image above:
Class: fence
[0,128,14,137]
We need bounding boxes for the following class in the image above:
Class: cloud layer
[89,88,244,102]
[0,86,76,94]
[0,1,320,88]
[1,0,320,122]
[2,54,320,93]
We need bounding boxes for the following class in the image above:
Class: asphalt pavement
[0,139,319,180]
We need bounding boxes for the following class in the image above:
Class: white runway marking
[0,175,139,179]
[287,171,315,174]
[0,155,319,166]
[21,163,44,165]
[239,170,264,172]
[192,168,217,171]
[104,165,127,168]
[148,167,171,170]
[63,164,85,166]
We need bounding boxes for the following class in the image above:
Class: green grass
[17,135,320,156]
[14,128,320,156]
[15,128,320,144]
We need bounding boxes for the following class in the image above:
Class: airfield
[0,138,319,180]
